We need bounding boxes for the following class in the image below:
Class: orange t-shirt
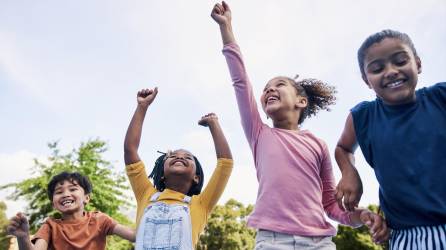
[32,211,117,250]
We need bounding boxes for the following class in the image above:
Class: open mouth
[171,160,187,167]
[60,200,74,207]
[265,95,279,105]
[385,79,405,89]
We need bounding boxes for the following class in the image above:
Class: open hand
[137,87,158,108]
[198,113,218,127]
[7,212,30,239]
[211,1,231,25]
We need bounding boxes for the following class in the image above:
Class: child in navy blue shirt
[335,29,446,249]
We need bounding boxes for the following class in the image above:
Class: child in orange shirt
[7,171,135,250]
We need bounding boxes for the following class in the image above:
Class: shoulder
[351,100,375,114]
[420,82,446,99]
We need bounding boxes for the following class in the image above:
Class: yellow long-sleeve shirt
[126,158,233,248]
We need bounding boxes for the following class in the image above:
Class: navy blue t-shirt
[351,82,446,229]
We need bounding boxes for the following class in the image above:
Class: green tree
[333,205,389,250]
[1,139,134,250]
[197,199,256,250]
[0,201,10,250]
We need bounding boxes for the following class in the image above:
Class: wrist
[136,103,149,111]
[340,164,358,175]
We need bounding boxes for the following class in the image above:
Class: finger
[222,1,231,12]
[346,192,357,211]
[152,87,158,97]
[335,189,345,210]
[343,193,352,211]
[373,224,389,243]
[370,215,381,234]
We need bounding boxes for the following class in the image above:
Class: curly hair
[286,76,337,124]
[149,150,204,196]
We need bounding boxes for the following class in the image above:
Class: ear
[295,96,308,109]
[193,175,199,184]
[416,56,422,74]
[83,194,91,205]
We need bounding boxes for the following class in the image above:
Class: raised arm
[197,113,233,211]
[7,213,48,250]
[124,88,158,165]
[211,1,235,45]
[198,113,232,159]
[335,113,363,211]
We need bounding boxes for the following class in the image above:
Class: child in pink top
[211,2,388,249]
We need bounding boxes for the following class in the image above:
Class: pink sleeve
[320,143,354,226]
[222,43,263,149]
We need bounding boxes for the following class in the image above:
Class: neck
[272,115,300,130]
[61,210,85,221]
[271,110,300,130]
[165,178,192,195]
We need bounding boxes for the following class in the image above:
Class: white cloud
[0,151,46,217]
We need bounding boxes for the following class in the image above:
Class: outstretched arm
[113,224,136,242]
[198,113,232,159]
[7,213,48,250]
[211,1,236,45]
[124,88,158,165]
[335,113,363,211]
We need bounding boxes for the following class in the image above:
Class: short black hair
[47,171,93,201]
[149,151,204,196]
[357,29,418,79]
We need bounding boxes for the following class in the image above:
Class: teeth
[62,200,73,206]
[387,80,403,88]
[267,96,278,102]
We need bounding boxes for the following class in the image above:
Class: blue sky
[1,0,445,222]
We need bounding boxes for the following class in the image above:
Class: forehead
[265,77,293,88]
[364,38,413,64]
[169,149,194,157]
[55,179,80,189]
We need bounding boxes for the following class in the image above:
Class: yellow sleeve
[197,158,233,213]
[126,161,156,204]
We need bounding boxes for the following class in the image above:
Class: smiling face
[163,149,199,185]
[52,180,90,215]
[260,77,307,121]
[362,38,422,105]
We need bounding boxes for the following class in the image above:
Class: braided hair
[149,150,204,196]
[287,76,337,124]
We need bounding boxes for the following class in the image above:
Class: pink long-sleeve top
[222,42,353,236]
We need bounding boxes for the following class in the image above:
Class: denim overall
[135,192,193,250]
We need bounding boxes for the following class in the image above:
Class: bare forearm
[208,122,232,159]
[124,105,148,164]
[16,237,34,250]
[219,23,236,45]
[335,145,357,174]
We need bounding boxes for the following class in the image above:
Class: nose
[384,64,398,80]
[265,86,276,94]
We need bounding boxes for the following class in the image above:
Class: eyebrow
[366,50,409,68]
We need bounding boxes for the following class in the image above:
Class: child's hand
[335,167,363,211]
[360,210,390,244]
[211,1,231,26]
[137,87,158,108]
[7,212,30,239]
[198,113,219,127]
